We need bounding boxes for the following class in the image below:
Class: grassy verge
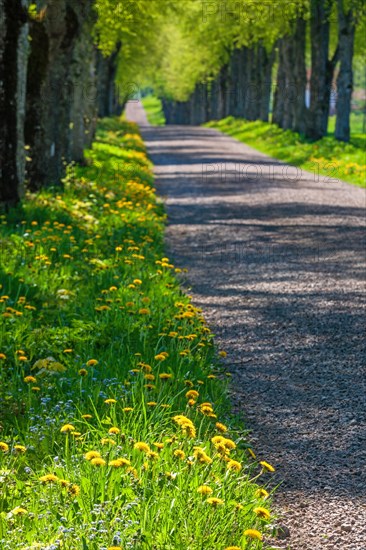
[141,96,166,126]
[205,117,366,188]
[0,118,275,550]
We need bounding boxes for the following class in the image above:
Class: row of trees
[0,0,157,204]
[150,0,365,143]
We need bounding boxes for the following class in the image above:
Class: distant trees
[152,0,365,144]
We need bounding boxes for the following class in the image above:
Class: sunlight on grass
[206,117,366,188]
[0,118,274,550]
[141,96,166,126]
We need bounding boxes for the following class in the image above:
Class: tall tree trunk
[25,0,93,190]
[291,18,307,133]
[335,0,355,142]
[306,0,333,140]
[69,20,98,162]
[0,0,29,205]
[273,41,286,126]
[273,19,307,133]
[96,43,122,117]
[258,44,275,122]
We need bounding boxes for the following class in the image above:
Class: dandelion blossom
[134,442,150,453]
[84,451,101,461]
[108,427,120,435]
[254,506,270,520]
[10,507,28,516]
[173,449,186,460]
[260,460,275,472]
[90,457,106,467]
[24,376,37,383]
[61,424,75,433]
[0,442,9,452]
[197,485,213,495]
[39,474,59,484]
[215,422,228,433]
[227,460,242,472]
[14,445,27,453]
[206,497,224,506]
[244,529,262,541]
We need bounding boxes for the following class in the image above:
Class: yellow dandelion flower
[152,442,164,450]
[185,389,199,399]
[39,474,59,483]
[68,484,80,496]
[211,435,225,446]
[59,479,69,487]
[123,407,133,412]
[60,424,75,433]
[144,374,155,381]
[173,449,186,460]
[0,442,9,452]
[10,507,28,516]
[86,359,98,367]
[84,451,101,461]
[197,485,213,495]
[215,422,228,433]
[78,368,87,377]
[107,547,122,550]
[227,460,242,472]
[0,353,6,360]
[184,380,194,387]
[82,414,93,420]
[108,427,120,435]
[256,488,269,499]
[254,506,271,520]
[134,442,150,453]
[90,457,106,466]
[244,529,262,541]
[260,460,275,472]
[109,458,130,468]
[147,451,159,460]
[104,398,117,405]
[31,386,41,391]
[206,497,224,506]
[223,438,236,450]
[219,351,227,358]
[14,445,27,453]
[101,438,116,446]
[147,401,157,406]
[159,373,173,380]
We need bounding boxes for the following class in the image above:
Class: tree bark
[273,19,307,133]
[306,0,333,140]
[335,0,355,142]
[0,0,29,205]
[25,0,94,190]
[96,43,122,118]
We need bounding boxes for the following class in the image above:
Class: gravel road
[125,101,366,550]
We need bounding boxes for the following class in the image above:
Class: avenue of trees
[150,0,365,143]
[0,0,365,205]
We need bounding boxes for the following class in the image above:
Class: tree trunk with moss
[0,0,29,205]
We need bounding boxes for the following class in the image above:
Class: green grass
[0,118,275,550]
[141,96,166,126]
[205,117,366,188]
[328,112,366,135]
